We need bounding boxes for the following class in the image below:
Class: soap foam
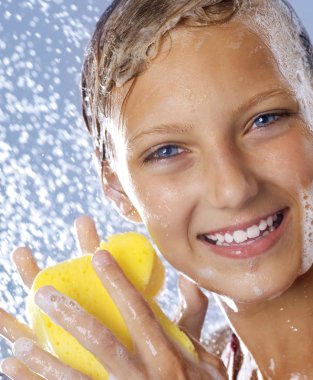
[299,185,313,274]
[290,373,307,380]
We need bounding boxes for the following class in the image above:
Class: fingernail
[92,250,112,270]
[1,357,18,375]
[13,337,35,360]
[35,285,59,313]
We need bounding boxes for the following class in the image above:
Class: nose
[206,146,258,210]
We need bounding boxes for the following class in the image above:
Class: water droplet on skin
[269,358,275,373]
[146,339,157,357]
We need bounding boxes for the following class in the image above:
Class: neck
[217,267,313,379]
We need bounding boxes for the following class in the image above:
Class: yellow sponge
[27,232,196,380]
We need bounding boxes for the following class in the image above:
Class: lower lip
[200,209,290,259]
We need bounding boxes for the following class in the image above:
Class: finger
[74,215,100,255]
[34,286,139,379]
[10,338,92,380]
[1,357,42,380]
[92,251,175,364]
[11,247,40,289]
[177,274,208,340]
[0,309,36,345]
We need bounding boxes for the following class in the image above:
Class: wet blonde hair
[81,0,242,158]
[81,0,313,160]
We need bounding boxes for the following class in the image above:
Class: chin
[232,275,299,305]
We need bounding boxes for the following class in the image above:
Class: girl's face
[108,22,313,303]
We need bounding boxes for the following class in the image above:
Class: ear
[101,159,142,223]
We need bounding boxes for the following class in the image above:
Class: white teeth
[216,233,225,243]
[203,211,282,246]
[225,233,234,243]
[247,225,260,239]
[259,220,268,231]
[233,230,247,243]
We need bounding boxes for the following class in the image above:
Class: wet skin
[106,21,313,304]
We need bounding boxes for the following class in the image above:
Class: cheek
[135,179,190,229]
[256,129,313,190]
[264,130,313,274]
[129,174,198,260]
[298,133,313,187]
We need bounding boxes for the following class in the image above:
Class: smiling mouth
[199,210,285,247]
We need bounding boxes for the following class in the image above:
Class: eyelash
[144,145,185,163]
[143,111,291,163]
[251,111,290,130]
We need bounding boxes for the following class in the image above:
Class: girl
[1,0,313,378]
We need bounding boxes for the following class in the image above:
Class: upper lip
[198,208,287,236]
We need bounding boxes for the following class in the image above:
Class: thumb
[176,274,208,340]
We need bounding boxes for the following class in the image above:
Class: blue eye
[146,145,183,162]
[253,113,282,128]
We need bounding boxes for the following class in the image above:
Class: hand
[0,216,99,379]
[1,216,227,379]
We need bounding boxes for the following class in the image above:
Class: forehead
[113,21,288,135]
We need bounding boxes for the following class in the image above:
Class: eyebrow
[128,123,193,145]
[234,88,296,115]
